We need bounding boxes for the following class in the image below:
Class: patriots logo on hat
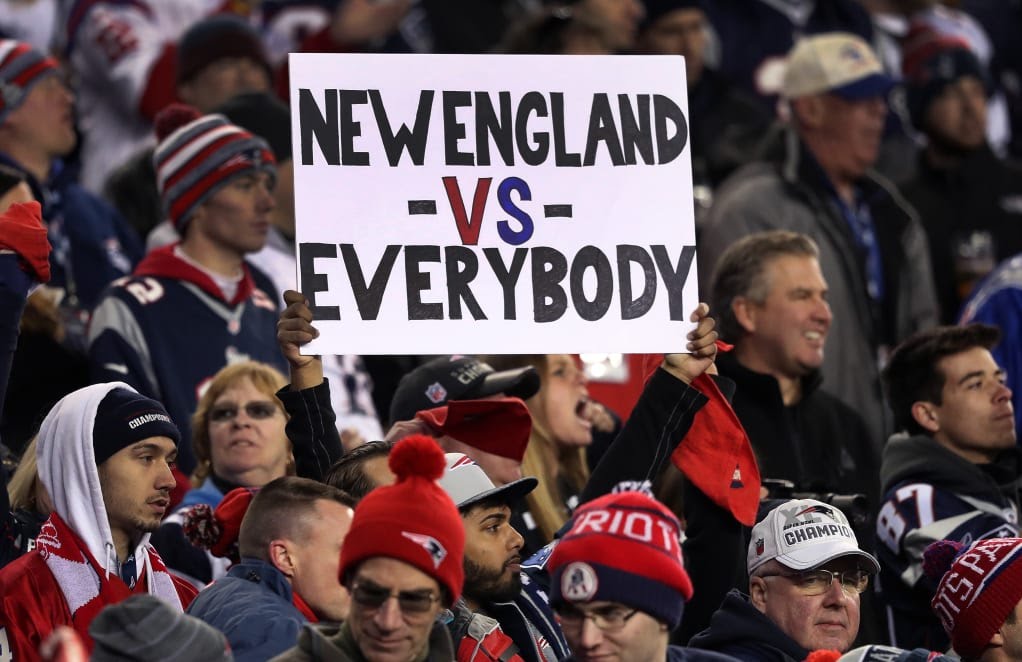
[795,504,835,519]
[425,382,448,404]
[731,464,744,488]
[840,44,865,62]
[402,531,447,568]
[562,562,598,601]
[755,538,764,556]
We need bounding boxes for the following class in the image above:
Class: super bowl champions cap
[748,498,880,574]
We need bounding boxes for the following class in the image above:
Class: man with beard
[0,383,197,656]
[898,28,1022,323]
[438,453,570,662]
[698,32,938,455]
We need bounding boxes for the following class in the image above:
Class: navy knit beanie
[902,26,992,131]
[93,388,180,465]
[176,14,272,86]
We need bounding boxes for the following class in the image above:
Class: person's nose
[822,575,851,606]
[509,526,524,553]
[231,406,256,428]
[814,296,833,326]
[258,182,276,213]
[156,460,176,491]
[578,617,604,649]
[373,596,404,631]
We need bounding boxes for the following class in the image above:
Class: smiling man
[0,383,197,657]
[691,498,879,660]
[88,103,287,474]
[711,230,879,505]
[698,32,938,455]
[876,324,1020,651]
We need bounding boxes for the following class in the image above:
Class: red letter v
[443,176,492,245]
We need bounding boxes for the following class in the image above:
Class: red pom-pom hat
[338,435,465,604]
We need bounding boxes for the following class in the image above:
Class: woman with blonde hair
[152,360,295,586]
[483,353,605,549]
[1,436,52,568]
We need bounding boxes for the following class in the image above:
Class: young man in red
[0,383,197,657]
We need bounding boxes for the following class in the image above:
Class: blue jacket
[187,558,310,662]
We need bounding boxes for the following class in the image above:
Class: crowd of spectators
[2,0,1022,660]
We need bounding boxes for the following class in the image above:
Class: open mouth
[803,329,826,345]
[574,397,594,429]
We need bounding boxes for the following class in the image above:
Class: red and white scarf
[36,513,183,641]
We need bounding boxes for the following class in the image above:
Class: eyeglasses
[208,401,280,424]
[555,604,640,631]
[758,568,870,596]
[350,581,440,615]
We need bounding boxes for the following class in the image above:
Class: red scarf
[292,591,320,623]
[36,513,183,644]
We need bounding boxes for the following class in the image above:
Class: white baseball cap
[782,32,895,100]
[438,453,537,510]
[748,498,880,574]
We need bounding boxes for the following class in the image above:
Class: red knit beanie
[339,435,465,604]
[548,490,693,628]
[924,538,1022,659]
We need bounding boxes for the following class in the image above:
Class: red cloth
[0,201,50,282]
[292,591,319,624]
[670,342,761,527]
[415,398,532,462]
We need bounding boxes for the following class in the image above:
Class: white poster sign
[290,53,697,354]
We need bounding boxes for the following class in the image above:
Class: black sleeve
[0,257,28,568]
[277,379,343,482]
[581,367,708,503]
[675,479,747,644]
[579,366,747,644]
[0,255,31,434]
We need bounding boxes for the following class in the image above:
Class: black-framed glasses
[350,581,440,615]
[759,568,870,596]
[208,401,280,423]
[555,604,641,631]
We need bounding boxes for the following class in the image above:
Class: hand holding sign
[661,303,718,385]
[277,289,324,390]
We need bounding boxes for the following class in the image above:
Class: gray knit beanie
[89,595,233,661]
